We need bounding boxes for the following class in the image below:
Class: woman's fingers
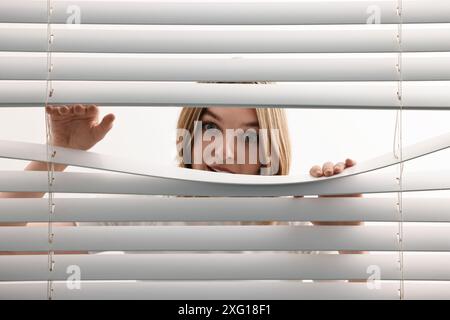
[46,105,68,116]
[86,104,98,116]
[310,158,357,178]
[93,113,116,140]
[45,105,58,115]
[322,161,334,177]
[345,158,357,167]
[309,165,323,177]
[58,105,70,115]
[333,162,346,174]
[74,104,86,116]
[47,105,99,118]
[45,106,53,115]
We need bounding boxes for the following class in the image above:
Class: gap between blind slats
[1,253,450,281]
[0,170,449,196]
[1,0,450,24]
[1,24,450,53]
[1,197,449,223]
[1,281,450,300]
[1,133,449,185]
[1,225,450,252]
[1,81,450,109]
[2,52,450,81]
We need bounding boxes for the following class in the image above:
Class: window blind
[0,0,450,300]
[1,0,449,25]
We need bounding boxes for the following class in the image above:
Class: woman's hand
[45,104,115,150]
[308,158,360,198]
[306,158,365,255]
[309,158,356,178]
[0,105,115,213]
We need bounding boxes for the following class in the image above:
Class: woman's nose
[216,136,235,163]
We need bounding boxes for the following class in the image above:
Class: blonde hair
[176,83,291,176]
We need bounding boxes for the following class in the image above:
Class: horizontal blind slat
[1,281,450,300]
[1,132,448,185]
[2,253,450,281]
[1,81,450,109]
[2,52,450,81]
[1,24,450,53]
[0,170,449,196]
[1,0,450,24]
[1,197,450,223]
[1,225,450,252]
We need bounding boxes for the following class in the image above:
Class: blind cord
[45,0,56,301]
[394,0,405,300]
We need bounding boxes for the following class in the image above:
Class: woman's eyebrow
[242,121,260,128]
[202,110,222,122]
[203,109,259,128]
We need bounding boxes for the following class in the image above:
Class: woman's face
[191,107,262,175]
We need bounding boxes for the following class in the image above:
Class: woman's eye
[202,122,218,131]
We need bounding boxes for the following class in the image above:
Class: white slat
[1,253,450,281]
[0,170,449,196]
[2,131,449,185]
[1,81,450,109]
[1,24,450,53]
[1,197,449,223]
[1,225,450,252]
[1,0,449,24]
[2,52,450,81]
[1,281,450,300]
